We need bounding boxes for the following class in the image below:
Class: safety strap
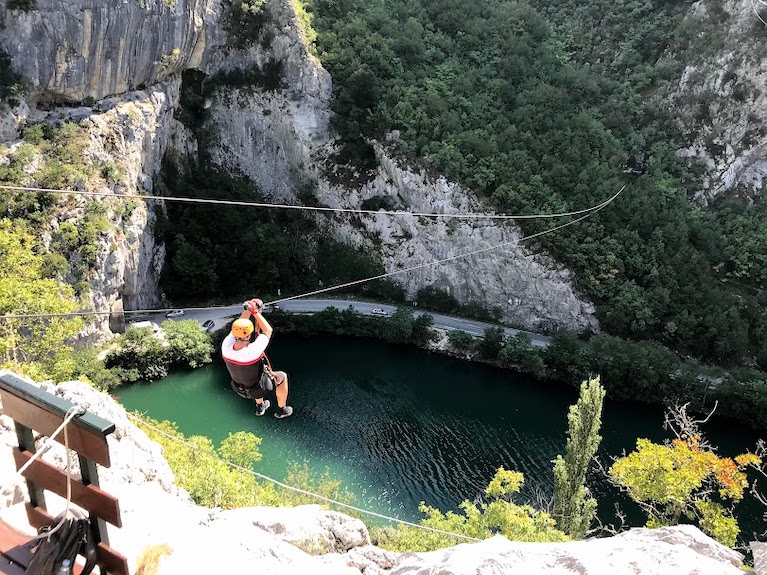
[262,353,275,376]
[253,315,275,376]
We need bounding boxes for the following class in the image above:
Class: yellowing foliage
[373,467,567,552]
[609,433,758,547]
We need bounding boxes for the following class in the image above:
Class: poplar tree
[552,376,605,538]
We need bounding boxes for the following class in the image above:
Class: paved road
[140,299,551,348]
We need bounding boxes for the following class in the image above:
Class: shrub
[137,418,268,508]
[448,330,475,352]
[373,467,567,552]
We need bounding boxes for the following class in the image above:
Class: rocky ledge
[0,374,747,574]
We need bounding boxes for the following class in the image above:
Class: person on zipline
[221,298,293,418]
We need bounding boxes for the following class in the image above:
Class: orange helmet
[231,318,254,340]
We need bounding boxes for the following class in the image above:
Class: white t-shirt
[221,333,270,366]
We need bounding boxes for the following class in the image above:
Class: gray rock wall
[666,0,767,203]
[209,87,597,330]
[22,82,184,338]
[0,0,226,102]
[1,0,599,333]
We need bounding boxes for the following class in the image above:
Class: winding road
[143,299,551,348]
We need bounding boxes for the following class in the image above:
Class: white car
[165,309,185,318]
[370,308,388,317]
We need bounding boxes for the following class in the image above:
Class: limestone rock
[0,0,599,334]
[220,504,370,553]
[389,531,744,575]
[665,0,767,202]
[0,0,227,102]
[36,379,179,495]
[0,100,28,142]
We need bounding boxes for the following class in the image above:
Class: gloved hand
[244,298,264,314]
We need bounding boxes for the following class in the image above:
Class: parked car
[202,320,215,332]
[265,304,281,312]
[370,308,388,317]
[166,309,185,318]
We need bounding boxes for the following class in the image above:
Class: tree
[479,326,505,359]
[382,307,415,344]
[161,319,214,369]
[499,332,533,366]
[373,467,568,552]
[168,235,218,298]
[552,376,605,538]
[104,328,169,382]
[608,405,760,547]
[448,330,475,352]
[543,331,591,384]
[0,219,83,380]
[137,418,269,509]
[410,313,435,346]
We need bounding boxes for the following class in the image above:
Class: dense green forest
[155,154,403,304]
[303,0,767,366]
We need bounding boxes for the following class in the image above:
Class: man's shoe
[255,400,270,416]
[274,406,293,419]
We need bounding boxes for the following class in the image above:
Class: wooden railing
[0,372,129,575]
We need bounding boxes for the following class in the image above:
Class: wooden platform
[0,373,130,575]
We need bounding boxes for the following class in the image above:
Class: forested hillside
[305,0,767,366]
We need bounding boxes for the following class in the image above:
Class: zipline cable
[0,182,616,221]
[0,184,626,321]
[752,0,767,25]
[127,412,482,542]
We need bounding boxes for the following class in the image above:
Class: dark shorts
[230,371,286,400]
[230,380,266,400]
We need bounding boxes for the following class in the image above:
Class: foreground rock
[0,375,747,574]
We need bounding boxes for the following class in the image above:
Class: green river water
[116,334,766,536]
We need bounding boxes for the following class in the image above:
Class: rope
[4,404,86,540]
[752,0,767,25]
[0,184,625,321]
[0,183,618,221]
[127,412,482,542]
[14,405,85,477]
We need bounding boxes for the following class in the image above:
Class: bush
[105,328,170,383]
[105,322,214,383]
[448,330,475,352]
[161,319,214,369]
[478,327,505,360]
[137,418,269,508]
[372,467,567,552]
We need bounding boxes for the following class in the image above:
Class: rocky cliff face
[204,0,597,332]
[666,0,767,204]
[2,0,765,334]
[2,82,185,337]
[0,0,225,336]
[0,373,750,575]
[0,0,226,103]
[77,83,183,332]
[0,0,599,333]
